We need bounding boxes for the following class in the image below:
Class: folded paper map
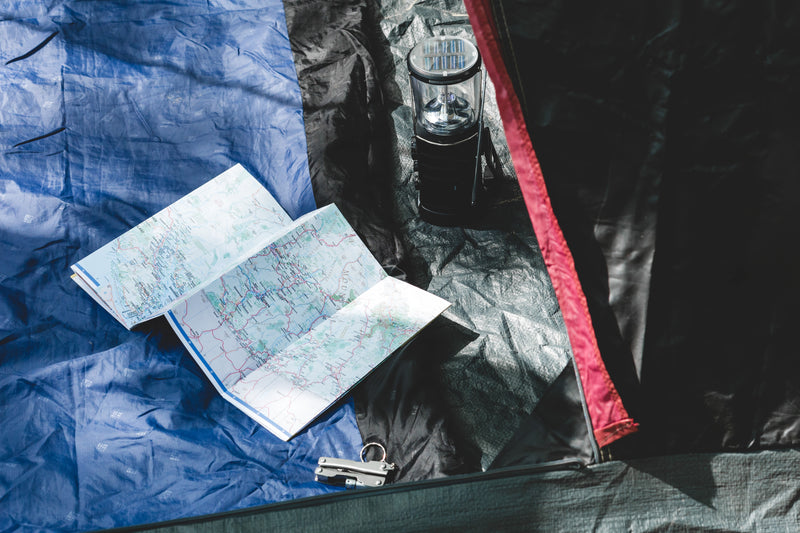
[71,164,450,440]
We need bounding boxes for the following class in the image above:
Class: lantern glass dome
[408,36,482,138]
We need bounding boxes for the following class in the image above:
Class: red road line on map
[317,233,356,248]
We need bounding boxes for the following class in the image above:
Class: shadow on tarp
[353,315,481,481]
[489,360,595,469]
[621,453,717,509]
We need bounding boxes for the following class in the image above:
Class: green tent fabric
[121,449,800,532]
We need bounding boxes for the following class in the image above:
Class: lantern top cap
[408,36,481,84]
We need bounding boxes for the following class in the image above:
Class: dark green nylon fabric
[119,449,800,532]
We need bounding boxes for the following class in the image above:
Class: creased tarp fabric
[354,0,593,473]
[0,1,363,530]
[0,339,360,531]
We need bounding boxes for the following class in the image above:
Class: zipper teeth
[571,357,602,463]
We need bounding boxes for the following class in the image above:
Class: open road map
[166,205,449,439]
[72,164,449,439]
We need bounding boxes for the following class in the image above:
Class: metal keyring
[360,442,387,463]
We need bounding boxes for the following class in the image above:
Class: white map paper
[71,164,291,328]
[71,165,450,440]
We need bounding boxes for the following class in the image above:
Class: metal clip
[315,442,396,489]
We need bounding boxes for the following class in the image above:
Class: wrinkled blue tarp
[0,1,363,530]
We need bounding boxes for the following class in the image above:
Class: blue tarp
[0,1,364,530]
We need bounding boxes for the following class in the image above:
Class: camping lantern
[408,35,487,226]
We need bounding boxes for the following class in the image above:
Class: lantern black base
[413,131,482,227]
[417,201,482,227]
[412,126,505,227]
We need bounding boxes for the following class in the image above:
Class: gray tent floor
[124,449,800,532]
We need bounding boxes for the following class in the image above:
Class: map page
[165,204,450,440]
[71,165,291,329]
